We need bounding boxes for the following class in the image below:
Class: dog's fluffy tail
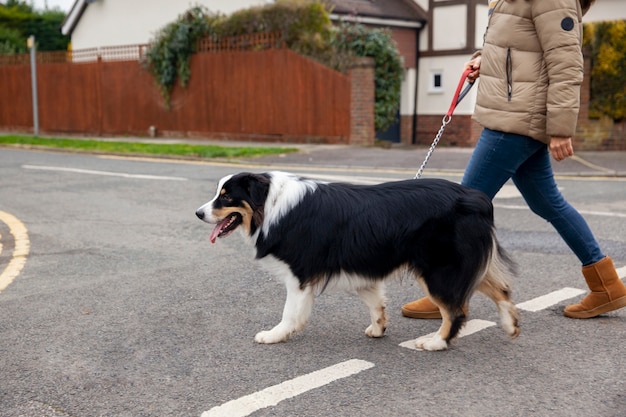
[488,236,517,292]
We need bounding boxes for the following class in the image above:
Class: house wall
[407,1,479,144]
[432,5,467,50]
[409,0,486,145]
[70,0,271,50]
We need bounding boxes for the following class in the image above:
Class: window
[430,70,443,93]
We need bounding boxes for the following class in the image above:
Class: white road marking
[399,319,496,350]
[516,287,587,312]
[22,165,187,181]
[0,211,30,293]
[201,359,374,417]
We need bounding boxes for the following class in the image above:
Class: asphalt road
[0,148,624,417]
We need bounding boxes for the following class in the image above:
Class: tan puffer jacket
[473,0,584,144]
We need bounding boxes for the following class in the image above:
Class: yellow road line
[0,211,30,293]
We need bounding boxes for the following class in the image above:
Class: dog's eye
[221,193,233,203]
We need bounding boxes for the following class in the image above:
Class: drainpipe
[411,24,425,145]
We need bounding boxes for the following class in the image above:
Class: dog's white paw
[415,334,448,351]
[254,329,290,344]
[365,324,385,338]
[498,301,520,338]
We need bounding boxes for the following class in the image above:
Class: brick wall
[414,114,481,147]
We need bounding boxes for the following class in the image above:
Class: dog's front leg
[255,275,314,344]
[357,282,387,338]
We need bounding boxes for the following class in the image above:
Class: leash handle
[415,70,475,179]
[445,69,475,117]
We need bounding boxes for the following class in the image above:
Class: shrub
[0,26,25,53]
[143,6,222,107]
[220,0,334,60]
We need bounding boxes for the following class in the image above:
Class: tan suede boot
[401,296,470,319]
[401,296,442,319]
[564,256,626,319]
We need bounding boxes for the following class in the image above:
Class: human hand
[464,56,481,82]
[549,137,574,161]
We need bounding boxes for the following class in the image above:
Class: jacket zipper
[506,47,512,101]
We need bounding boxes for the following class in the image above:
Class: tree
[0,0,70,53]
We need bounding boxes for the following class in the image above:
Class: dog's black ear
[246,173,270,207]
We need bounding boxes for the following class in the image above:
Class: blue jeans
[462,128,604,266]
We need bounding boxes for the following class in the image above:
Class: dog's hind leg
[357,281,387,338]
[255,274,314,344]
[477,251,520,338]
[476,277,520,338]
[415,298,466,351]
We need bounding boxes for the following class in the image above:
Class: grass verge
[0,135,298,159]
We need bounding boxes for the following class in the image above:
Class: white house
[61,0,273,49]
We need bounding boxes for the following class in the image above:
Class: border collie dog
[196,171,519,351]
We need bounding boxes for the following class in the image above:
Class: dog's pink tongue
[209,218,229,244]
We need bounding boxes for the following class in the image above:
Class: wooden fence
[0,36,372,144]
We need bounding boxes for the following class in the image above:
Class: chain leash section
[414,115,451,179]
[414,69,474,179]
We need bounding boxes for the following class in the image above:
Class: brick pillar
[349,57,375,146]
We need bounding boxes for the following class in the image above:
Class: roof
[61,0,91,36]
[327,0,427,24]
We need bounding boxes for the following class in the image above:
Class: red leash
[415,69,475,179]
[446,68,474,117]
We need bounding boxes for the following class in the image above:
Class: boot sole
[401,307,442,319]
[564,295,626,319]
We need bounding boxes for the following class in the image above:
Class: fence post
[97,54,103,136]
[28,35,39,136]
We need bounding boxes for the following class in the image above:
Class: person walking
[402,0,626,320]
